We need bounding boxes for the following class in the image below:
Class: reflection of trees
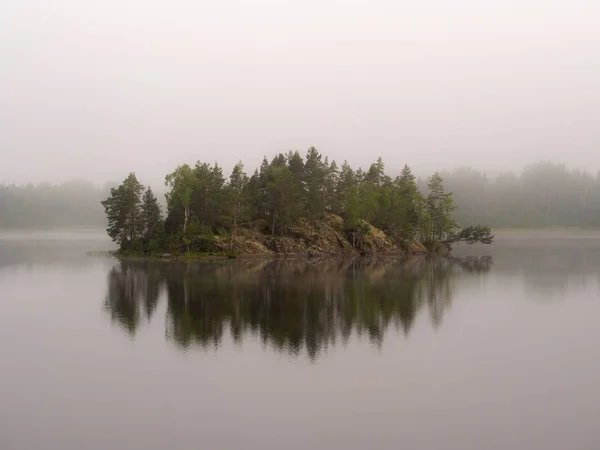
[104,262,163,335]
[104,256,491,357]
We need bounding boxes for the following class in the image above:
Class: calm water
[1,230,600,450]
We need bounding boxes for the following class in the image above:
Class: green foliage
[227,161,249,236]
[265,164,302,235]
[303,147,327,219]
[191,161,229,229]
[391,165,421,240]
[101,173,144,250]
[325,159,340,213]
[365,157,385,185]
[425,172,457,242]
[165,164,196,234]
[141,187,164,239]
[336,161,357,206]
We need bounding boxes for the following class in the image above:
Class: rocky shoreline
[111,214,451,261]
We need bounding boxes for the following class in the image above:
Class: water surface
[1,231,599,449]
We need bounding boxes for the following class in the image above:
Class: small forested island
[101,148,493,258]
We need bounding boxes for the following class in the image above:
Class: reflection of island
[104,256,492,358]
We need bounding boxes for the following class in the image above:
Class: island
[101,148,493,258]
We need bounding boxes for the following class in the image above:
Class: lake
[1,230,599,450]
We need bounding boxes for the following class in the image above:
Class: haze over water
[1,231,599,449]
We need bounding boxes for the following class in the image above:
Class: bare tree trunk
[183,206,189,234]
[271,210,277,236]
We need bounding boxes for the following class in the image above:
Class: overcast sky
[1,0,599,186]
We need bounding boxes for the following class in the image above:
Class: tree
[265,165,302,235]
[141,187,164,247]
[191,161,228,230]
[303,147,327,219]
[101,173,144,249]
[246,169,267,226]
[228,161,248,237]
[324,159,339,214]
[343,185,370,248]
[286,150,305,179]
[426,172,456,242]
[165,164,196,234]
[336,161,357,214]
[393,165,421,240]
[365,157,385,185]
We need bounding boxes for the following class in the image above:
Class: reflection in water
[104,256,491,358]
[105,263,163,334]
[454,234,600,299]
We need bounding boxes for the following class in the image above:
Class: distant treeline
[0,181,109,228]
[437,162,600,228]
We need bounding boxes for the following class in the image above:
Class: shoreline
[89,247,433,263]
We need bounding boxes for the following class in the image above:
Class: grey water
[1,230,599,450]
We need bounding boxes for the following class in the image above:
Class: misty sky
[1,0,599,186]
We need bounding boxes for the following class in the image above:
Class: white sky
[1,0,599,185]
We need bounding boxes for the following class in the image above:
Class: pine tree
[303,147,327,219]
[286,150,305,179]
[141,187,163,242]
[101,173,144,250]
[393,165,420,240]
[426,172,456,242]
[324,159,339,214]
[228,161,248,237]
[365,157,385,185]
[336,161,357,213]
[266,165,301,235]
[192,161,227,229]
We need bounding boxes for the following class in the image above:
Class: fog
[1,0,599,186]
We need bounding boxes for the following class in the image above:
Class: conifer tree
[141,187,163,243]
[101,173,144,249]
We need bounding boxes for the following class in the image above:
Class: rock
[213,214,433,258]
[264,215,358,257]
[403,240,427,254]
[360,222,397,254]
[214,234,273,256]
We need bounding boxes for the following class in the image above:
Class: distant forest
[0,181,110,228]
[439,161,600,228]
[1,161,600,229]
